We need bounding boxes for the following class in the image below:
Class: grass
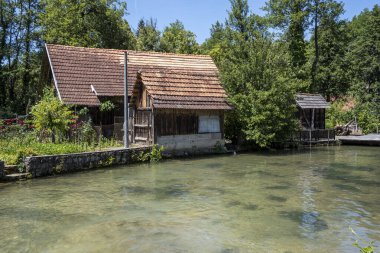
[0,132,122,165]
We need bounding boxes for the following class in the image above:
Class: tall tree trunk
[21,0,32,111]
[289,0,306,69]
[311,0,319,92]
[7,19,21,106]
[0,1,8,106]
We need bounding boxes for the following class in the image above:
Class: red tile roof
[45,44,232,110]
[137,70,231,110]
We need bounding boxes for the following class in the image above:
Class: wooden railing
[296,129,335,142]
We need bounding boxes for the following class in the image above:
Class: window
[198,115,220,133]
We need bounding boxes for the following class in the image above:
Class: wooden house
[41,44,232,151]
[295,93,335,142]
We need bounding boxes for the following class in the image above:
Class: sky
[126,0,379,43]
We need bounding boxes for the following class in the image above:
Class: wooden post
[328,129,330,144]
[309,129,312,143]
[124,52,129,149]
[151,108,155,145]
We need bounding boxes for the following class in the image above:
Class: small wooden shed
[129,66,232,150]
[295,93,335,143]
[296,93,330,130]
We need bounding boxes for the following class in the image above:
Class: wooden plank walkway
[337,134,380,146]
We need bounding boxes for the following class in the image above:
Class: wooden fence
[296,129,335,143]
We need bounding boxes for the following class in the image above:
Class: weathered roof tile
[296,93,330,109]
[45,44,232,110]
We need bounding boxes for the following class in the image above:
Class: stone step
[4,173,29,181]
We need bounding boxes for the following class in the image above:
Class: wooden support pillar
[123,52,129,149]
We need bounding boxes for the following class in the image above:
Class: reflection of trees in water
[297,158,328,239]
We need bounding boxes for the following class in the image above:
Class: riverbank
[0,146,150,182]
[0,144,230,182]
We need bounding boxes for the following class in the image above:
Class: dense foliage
[0,126,119,165]
[0,0,379,148]
[160,20,199,54]
[30,88,75,143]
[204,0,302,147]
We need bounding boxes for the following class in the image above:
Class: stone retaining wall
[24,147,151,178]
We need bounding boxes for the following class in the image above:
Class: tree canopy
[160,20,199,54]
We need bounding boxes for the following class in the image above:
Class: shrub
[150,144,165,162]
[131,145,165,163]
[327,99,380,134]
[99,100,115,112]
[131,150,150,162]
[30,88,76,143]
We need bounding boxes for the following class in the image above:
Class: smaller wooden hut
[295,93,335,142]
[128,54,233,151]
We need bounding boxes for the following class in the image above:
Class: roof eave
[45,43,62,101]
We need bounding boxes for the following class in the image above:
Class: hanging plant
[100,101,115,112]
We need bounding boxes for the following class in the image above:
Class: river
[0,146,379,252]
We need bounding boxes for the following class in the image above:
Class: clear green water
[0,146,379,253]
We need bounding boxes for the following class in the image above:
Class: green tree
[346,5,380,118]
[265,0,347,93]
[264,0,309,69]
[201,21,226,59]
[30,88,75,143]
[311,0,349,100]
[216,0,301,147]
[0,0,42,113]
[160,20,199,54]
[39,0,136,49]
[136,18,161,51]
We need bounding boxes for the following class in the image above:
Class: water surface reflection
[0,146,379,253]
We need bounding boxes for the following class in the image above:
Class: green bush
[131,150,151,163]
[131,145,165,163]
[79,119,97,145]
[355,103,380,134]
[326,99,354,129]
[30,88,75,143]
[99,100,115,112]
[326,99,380,134]
[0,133,120,166]
[150,144,165,162]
